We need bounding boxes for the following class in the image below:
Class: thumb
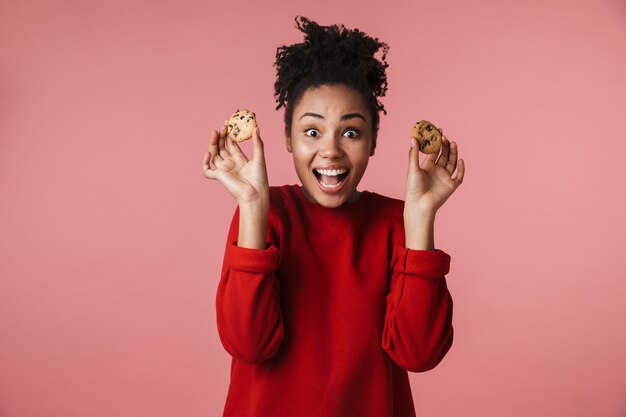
[408,137,421,174]
[252,126,266,165]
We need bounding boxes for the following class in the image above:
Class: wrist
[404,208,436,223]
[237,199,269,250]
[238,197,269,215]
[404,214,436,251]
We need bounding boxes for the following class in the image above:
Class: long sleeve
[382,247,454,372]
[215,207,285,364]
[218,185,459,416]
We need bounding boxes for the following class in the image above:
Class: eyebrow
[298,112,367,122]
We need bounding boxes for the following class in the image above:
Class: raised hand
[203,122,269,209]
[405,128,465,216]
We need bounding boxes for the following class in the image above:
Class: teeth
[315,168,347,176]
[319,178,346,188]
[317,174,348,188]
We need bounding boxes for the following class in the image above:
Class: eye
[343,129,360,139]
[305,128,320,137]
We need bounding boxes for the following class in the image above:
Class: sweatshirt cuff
[224,241,280,273]
[394,247,451,278]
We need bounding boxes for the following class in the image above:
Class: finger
[203,150,211,170]
[208,129,220,159]
[226,135,248,163]
[446,140,459,174]
[252,126,266,165]
[218,122,231,159]
[408,137,421,173]
[202,151,218,179]
[424,147,439,164]
[436,135,450,168]
[452,158,465,185]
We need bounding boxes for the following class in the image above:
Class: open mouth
[313,168,350,189]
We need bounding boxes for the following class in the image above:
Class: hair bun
[275,16,389,112]
[274,16,389,142]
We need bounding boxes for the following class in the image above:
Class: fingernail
[410,137,415,147]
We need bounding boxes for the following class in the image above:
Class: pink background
[1,0,625,416]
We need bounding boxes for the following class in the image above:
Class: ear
[369,138,376,156]
[285,135,293,153]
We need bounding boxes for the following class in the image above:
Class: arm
[215,206,285,364]
[382,246,453,372]
[382,129,464,371]
[203,123,284,363]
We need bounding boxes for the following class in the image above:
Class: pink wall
[1,0,625,416]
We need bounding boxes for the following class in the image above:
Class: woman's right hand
[203,122,269,209]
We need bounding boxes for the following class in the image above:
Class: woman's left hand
[404,129,465,216]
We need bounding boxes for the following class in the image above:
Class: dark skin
[203,84,466,250]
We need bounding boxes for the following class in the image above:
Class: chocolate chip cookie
[411,120,442,154]
[227,109,257,142]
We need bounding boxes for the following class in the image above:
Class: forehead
[294,85,369,120]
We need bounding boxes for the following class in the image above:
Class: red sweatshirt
[216,184,454,417]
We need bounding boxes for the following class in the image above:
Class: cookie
[226,109,257,142]
[411,120,442,154]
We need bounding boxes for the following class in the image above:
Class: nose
[319,133,343,159]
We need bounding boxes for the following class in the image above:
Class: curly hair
[273,16,389,147]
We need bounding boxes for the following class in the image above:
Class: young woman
[203,15,465,417]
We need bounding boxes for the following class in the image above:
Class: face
[286,84,375,208]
